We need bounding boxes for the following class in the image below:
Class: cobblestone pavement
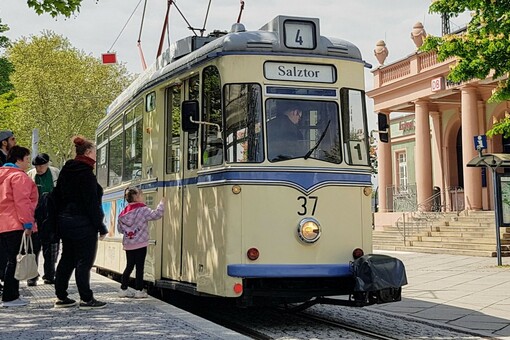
[2,251,509,339]
[0,272,247,339]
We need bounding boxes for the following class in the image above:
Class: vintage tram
[94,15,406,307]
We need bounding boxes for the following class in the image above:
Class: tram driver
[267,101,306,161]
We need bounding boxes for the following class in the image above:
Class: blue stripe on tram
[227,264,353,278]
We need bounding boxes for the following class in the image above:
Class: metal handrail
[390,185,465,244]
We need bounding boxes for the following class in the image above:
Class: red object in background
[101,53,117,64]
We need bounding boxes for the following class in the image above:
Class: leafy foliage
[487,114,510,139]
[0,19,10,49]
[26,0,92,18]
[0,91,21,129]
[421,1,510,102]
[0,19,13,95]
[4,31,132,166]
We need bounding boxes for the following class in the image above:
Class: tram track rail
[158,290,403,340]
[294,311,399,340]
[145,286,488,339]
[99,275,490,339]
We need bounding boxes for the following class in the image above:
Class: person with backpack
[117,187,165,298]
[28,153,60,285]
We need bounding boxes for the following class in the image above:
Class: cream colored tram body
[95,16,405,307]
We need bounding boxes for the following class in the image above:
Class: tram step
[420,236,510,245]
[408,240,509,251]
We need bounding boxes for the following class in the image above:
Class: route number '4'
[284,21,315,49]
[295,30,304,45]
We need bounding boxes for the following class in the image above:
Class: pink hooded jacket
[117,200,164,250]
[0,165,39,233]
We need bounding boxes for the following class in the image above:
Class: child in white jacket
[117,187,165,298]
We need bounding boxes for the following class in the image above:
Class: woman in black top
[53,136,108,309]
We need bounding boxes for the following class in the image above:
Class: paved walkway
[2,251,510,339]
[372,251,510,339]
[0,271,248,339]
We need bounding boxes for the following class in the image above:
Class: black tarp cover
[351,254,408,292]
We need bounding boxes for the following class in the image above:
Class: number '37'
[297,196,318,216]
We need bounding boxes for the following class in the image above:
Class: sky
[1,1,470,82]
[0,1,471,186]
[0,1,471,131]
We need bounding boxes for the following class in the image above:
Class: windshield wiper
[304,120,331,160]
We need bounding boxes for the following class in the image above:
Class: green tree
[422,1,510,103]
[0,19,16,130]
[0,19,13,95]
[5,31,131,166]
[26,0,87,18]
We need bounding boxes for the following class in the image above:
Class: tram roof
[101,15,364,125]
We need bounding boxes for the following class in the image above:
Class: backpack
[34,191,58,242]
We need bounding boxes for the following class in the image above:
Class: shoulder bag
[14,233,39,281]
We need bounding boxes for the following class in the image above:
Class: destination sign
[264,62,336,83]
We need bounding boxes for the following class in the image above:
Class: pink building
[367,23,510,225]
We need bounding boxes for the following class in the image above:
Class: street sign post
[473,135,487,157]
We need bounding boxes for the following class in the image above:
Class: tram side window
[123,109,143,181]
[109,116,124,186]
[166,85,181,173]
[202,66,223,167]
[341,88,369,166]
[96,133,108,187]
[224,84,263,163]
[187,75,200,170]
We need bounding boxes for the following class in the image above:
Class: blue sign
[474,135,487,150]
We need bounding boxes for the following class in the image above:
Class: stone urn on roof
[374,40,389,66]
[411,22,427,48]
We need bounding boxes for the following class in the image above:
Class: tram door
[161,84,183,280]
[162,76,200,283]
[180,75,201,283]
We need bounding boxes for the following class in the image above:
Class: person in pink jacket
[0,146,38,307]
[117,187,165,298]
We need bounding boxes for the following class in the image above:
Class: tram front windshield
[266,99,342,163]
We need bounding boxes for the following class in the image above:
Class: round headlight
[297,218,321,243]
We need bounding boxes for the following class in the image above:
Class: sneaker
[79,298,107,310]
[44,279,56,285]
[27,279,38,287]
[134,290,148,299]
[118,289,134,298]
[2,298,29,307]
[54,297,77,308]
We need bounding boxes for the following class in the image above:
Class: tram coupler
[350,254,407,306]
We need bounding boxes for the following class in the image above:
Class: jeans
[0,230,24,302]
[28,232,41,281]
[55,235,97,302]
[0,242,6,282]
[42,241,59,280]
[121,247,147,291]
[28,233,59,281]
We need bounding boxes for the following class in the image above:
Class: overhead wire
[137,0,148,70]
[172,1,198,36]
[157,0,173,58]
[202,0,212,37]
[107,0,144,52]
[237,1,245,24]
